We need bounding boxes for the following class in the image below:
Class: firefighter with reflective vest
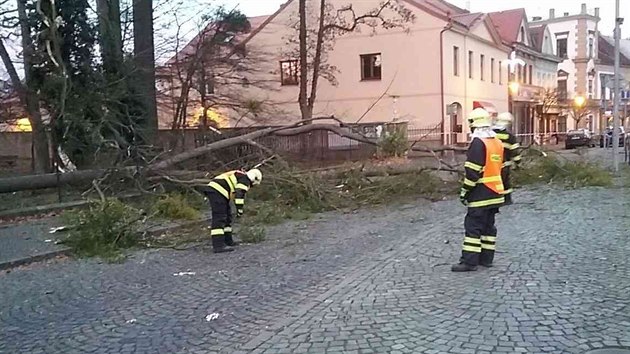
[205,169,262,253]
[452,108,505,272]
[493,112,522,205]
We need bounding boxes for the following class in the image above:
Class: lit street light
[574,95,586,108]
[509,82,520,95]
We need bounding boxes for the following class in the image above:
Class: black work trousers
[460,207,499,266]
[502,168,513,205]
[207,190,232,243]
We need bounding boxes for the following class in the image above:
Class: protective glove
[237,209,244,217]
[459,189,468,206]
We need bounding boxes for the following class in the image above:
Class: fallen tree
[0,116,466,193]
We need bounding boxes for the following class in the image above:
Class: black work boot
[212,236,234,253]
[451,263,478,272]
[224,233,239,247]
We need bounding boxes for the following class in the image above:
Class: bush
[379,127,408,158]
[62,199,144,260]
[513,152,613,188]
[154,193,202,220]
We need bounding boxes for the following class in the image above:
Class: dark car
[565,129,596,149]
[600,127,626,147]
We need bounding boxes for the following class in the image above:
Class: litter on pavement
[173,272,196,276]
[205,313,220,321]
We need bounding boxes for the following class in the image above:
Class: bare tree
[156,7,278,138]
[292,0,414,121]
[0,0,51,173]
[569,106,589,127]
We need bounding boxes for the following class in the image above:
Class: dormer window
[520,27,525,42]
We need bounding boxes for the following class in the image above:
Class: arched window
[520,27,525,42]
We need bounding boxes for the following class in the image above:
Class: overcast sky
[221,0,628,37]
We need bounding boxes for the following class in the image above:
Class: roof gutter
[440,18,454,146]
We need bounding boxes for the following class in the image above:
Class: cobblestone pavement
[1,185,629,353]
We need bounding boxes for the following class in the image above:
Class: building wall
[442,28,509,143]
[221,0,510,135]
[534,14,600,132]
[224,0,449,129]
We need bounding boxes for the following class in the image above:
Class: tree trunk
[96,0,123,75]
[16,0,51,174]
[298,0,310,121]
[133,0,158,142]
[307,0,326,114]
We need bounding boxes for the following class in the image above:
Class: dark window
[558,79,567,100]
[557,38,568,58]
[558,116,567,133]
[453,46,460,76]
[280,60,299,85]
[520,27,525,42]
[491,58,495,83]
[468,51,473,79]
[360,54,382,80]
[480,54,485,81]
[529,65,533,84]
[523,65,527,84]
[360,53,382,80]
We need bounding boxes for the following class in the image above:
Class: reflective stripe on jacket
[461,137,506,209]
[207,170,252,208]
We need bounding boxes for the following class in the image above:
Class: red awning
[473,101,498,114]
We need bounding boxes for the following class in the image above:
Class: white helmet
[468,108,492,128]
[246,168,262,185]
[495,112,513,129]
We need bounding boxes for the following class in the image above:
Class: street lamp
[509,81,520,96]
[574,95,586,108]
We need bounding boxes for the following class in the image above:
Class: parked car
[600,126,626,147]
[565,129,596,149]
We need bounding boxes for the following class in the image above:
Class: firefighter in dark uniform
[452,108,505,272]
[205,169,262,253]
[493,112,522,205]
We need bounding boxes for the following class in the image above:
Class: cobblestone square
[1,186,629,353]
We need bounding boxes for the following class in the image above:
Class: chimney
[564,12,569,17]
[595,7,600,18]
[532,16,542,21]
[549,9,555,19]
[581,3,587,14]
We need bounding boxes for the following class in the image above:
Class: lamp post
[508,81,519,136]
[613,0,623,172]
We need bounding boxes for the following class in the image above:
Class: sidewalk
[0,218,70,270]
[0,213,212,270]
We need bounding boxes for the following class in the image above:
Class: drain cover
[585,349,630,354]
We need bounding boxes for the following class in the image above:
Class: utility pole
[613,0,622,172]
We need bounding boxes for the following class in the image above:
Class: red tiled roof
[165,15,270,66]
[452,12,483,28]
[488,8,526,45]
[529,25,545,52]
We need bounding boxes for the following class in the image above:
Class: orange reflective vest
[479,138,505,194]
